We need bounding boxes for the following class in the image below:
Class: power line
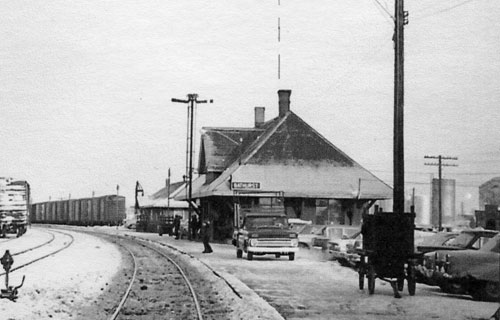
[372,0,394,21]
[414,0,475,21]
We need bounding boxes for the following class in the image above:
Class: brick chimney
[278,89,291,117]
[254,107,265,128]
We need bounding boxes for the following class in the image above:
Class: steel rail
[0,229,74,276]
[109,243,138,320]
[11,230,56,256]
[134,237,204,320]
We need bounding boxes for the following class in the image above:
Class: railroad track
[99,233,203,320]
[28,226,233,319]
[0,229,74,276]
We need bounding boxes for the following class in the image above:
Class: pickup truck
[232,213,299,261]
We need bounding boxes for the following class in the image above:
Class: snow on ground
[1,226,497,320]
[0,228,122,320]
[118,228,499,320]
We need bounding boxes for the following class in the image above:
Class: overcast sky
[1,0,499,214]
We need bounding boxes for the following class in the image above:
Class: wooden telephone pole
[393,0,409,214]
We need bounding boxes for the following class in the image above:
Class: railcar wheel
[247,252,253,261]
[289,253,295,261]
[236,249,242,259]
[367,266,376,294]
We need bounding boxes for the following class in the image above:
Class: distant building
[475,204,500,231]
[175,90,393,240]
[479,177,500,209]
[137,181,190,233]
[431,178,456,227]
[475,177,500,231]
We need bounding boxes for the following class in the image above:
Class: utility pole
[135,181,144,217]
[393,0,409,214]
[424,155,458,230]
[172,94,213,240]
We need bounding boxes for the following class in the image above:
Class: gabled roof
[198,127,263,173]
[176,110,392,200]
[150,181,185,199]
[139,181,189,209]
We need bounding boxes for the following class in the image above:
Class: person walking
[200,220,213,253]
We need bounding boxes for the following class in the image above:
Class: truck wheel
[247,252,253,261]
[289,253,295,261]
[0,226,6,238]
[237,249,243,259]
[275,254,281,258]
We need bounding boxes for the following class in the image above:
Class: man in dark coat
[190,215,199,240]
[200,221,212,253]
[173,215,181,240]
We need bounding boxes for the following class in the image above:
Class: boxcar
[32,195,126,226]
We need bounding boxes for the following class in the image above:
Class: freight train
[0,177,30,237]
[31,195,126,226]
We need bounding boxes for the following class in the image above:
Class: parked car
[288,218,312,234]
[328,229,362,267]
[297,224,327,248]
[436,229,498,251]
[123,216,137,229]
[316,226,359,250]
[416,231,460,254]
[298,225,359,250]
[417,233,500,301]
[415,229,498,287]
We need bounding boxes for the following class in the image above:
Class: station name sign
[231,182,261,190]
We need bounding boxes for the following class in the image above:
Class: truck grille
[253,239,294,247]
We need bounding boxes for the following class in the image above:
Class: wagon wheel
[407,262,416,296]
[397,277,404,291]
[358,255,366,290]
[358,271,365,290]
[367,265,376,295]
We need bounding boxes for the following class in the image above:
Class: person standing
[190,215,199,240]
[173,215,181,240]
[200,220,213,253]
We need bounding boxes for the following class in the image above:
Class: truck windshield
[246,216,287,228]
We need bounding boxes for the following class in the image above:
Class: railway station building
[175,90,392,240]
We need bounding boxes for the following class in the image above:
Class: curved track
[94,233,203,320]
[11,230,56,256]
[0,229,74,276]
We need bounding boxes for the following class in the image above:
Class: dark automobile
[418,229,498,254]
[416,231,459,254]
[418,233,500,301]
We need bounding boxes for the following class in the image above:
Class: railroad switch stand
[1,250,25,301]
